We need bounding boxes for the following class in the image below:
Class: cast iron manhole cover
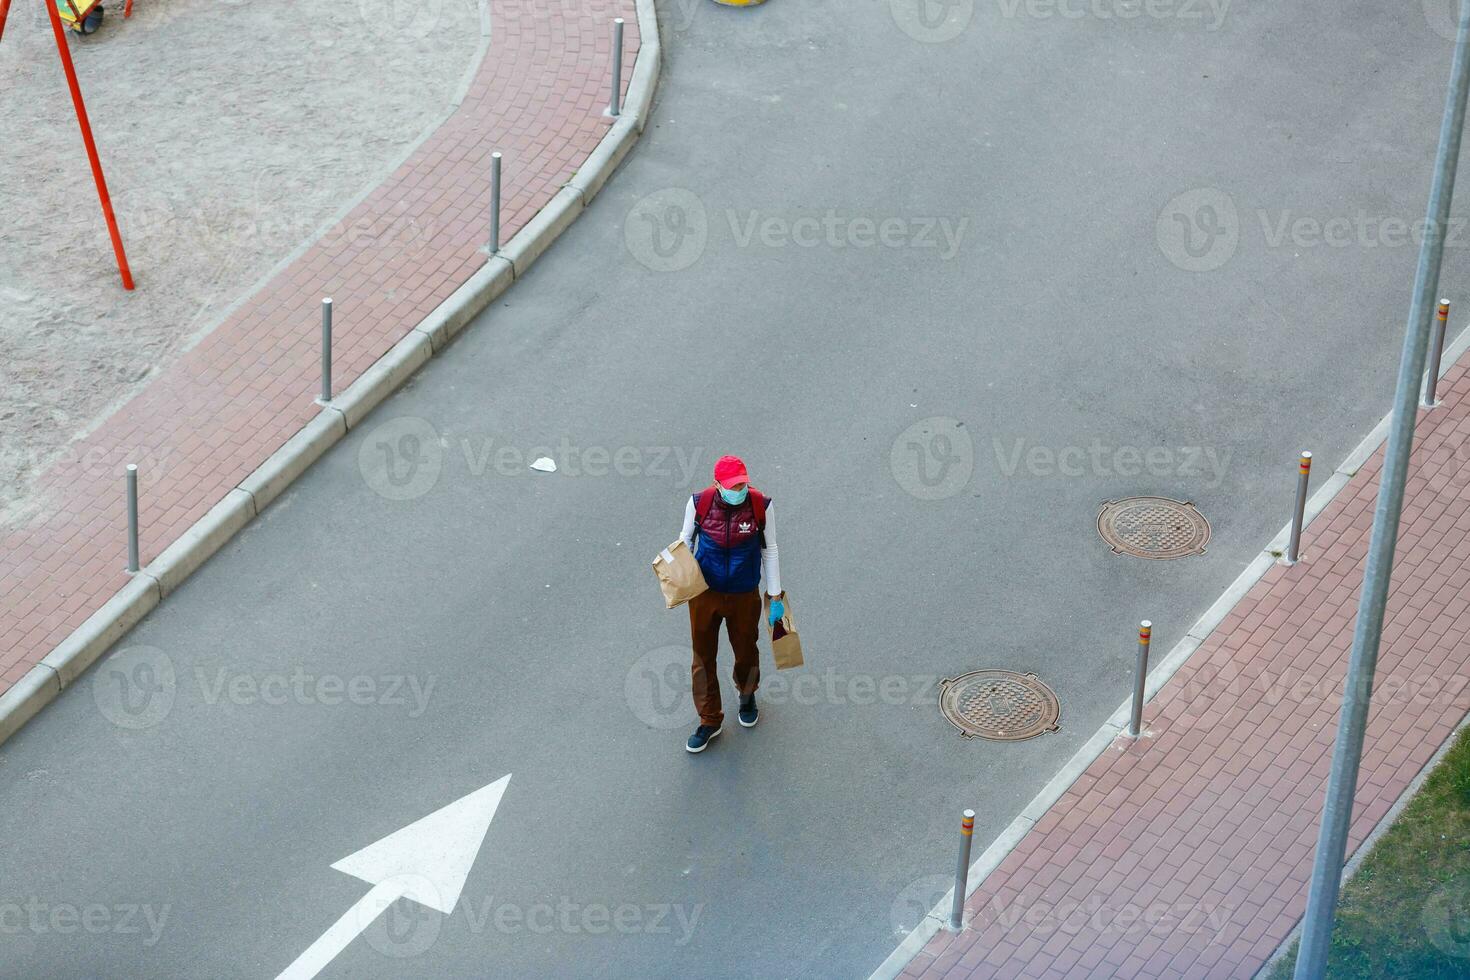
[1097,497,1210,559]
[939,670,1060,741]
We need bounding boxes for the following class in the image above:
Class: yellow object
[55,0,102,31]
[711,0,766,6]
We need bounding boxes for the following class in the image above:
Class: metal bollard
[126,464,139,572]
[490,151,502,252]
[1425,299,1450,407]
[608,19,624,117]
[1128,621,1152,737]
[948,809,975,931]
[320,298,333,403]
[1286,451,1312,564]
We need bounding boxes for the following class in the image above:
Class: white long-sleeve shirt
[679,497,782,596]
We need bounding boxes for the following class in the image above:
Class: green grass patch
[1269,724,1470,979]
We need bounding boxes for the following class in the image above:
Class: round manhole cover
[1097,497,1210,559]
[939,671,1060,741]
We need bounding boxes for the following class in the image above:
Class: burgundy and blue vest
[692,492,768,593]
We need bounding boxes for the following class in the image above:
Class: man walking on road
[679,455,784,753]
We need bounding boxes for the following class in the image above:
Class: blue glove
[768,598,785,627]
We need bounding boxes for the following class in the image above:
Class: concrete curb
[40,575,161,689]
[571,115,641,204]
[415,257,515,353]
[627,0,660,131]
[148,489,257,599]
[868,321,1470,980]
[500,186,588,279]
[327,330,434,431]
[0,668,61,746]
[239,410,350,514]
[0,2,662,751]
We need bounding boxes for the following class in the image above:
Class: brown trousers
[688,588,761,727]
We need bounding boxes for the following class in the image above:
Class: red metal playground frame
[0,0,135,289]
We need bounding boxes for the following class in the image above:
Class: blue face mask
[719,485,749,506]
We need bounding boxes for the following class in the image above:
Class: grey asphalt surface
[5,1,1470,977]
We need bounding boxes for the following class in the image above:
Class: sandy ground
[0,0,479,515]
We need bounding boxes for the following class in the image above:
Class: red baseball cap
[713,455,749,487]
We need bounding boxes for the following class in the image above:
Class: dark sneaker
[738,695,758,728]
[686,724,722,753]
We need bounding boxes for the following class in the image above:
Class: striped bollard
[1286,451,1312,564]
[1425,299,1450,407]
[948,809,975,931]
[1127,621,1152,737]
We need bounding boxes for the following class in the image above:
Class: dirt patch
[0,0,480,512]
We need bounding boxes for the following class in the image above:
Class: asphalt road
[5,0,1470,977]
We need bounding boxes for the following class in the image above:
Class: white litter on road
[530,457,557,473]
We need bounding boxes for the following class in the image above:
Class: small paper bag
[766,595,804,670]
[652,539,708,609]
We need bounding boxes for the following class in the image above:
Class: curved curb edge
[0,0,662,752]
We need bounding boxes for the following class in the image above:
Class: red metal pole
[0,0,14,43]
[44,0,135,290]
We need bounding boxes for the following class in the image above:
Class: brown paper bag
[652,540,708,609]
[765,595,804,670]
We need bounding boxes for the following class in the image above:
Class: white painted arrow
[276,774,511,980]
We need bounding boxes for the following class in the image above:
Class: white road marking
[275,773,511,980]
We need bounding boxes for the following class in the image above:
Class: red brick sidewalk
[0,2,638,690]
[902,355,1470,979]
